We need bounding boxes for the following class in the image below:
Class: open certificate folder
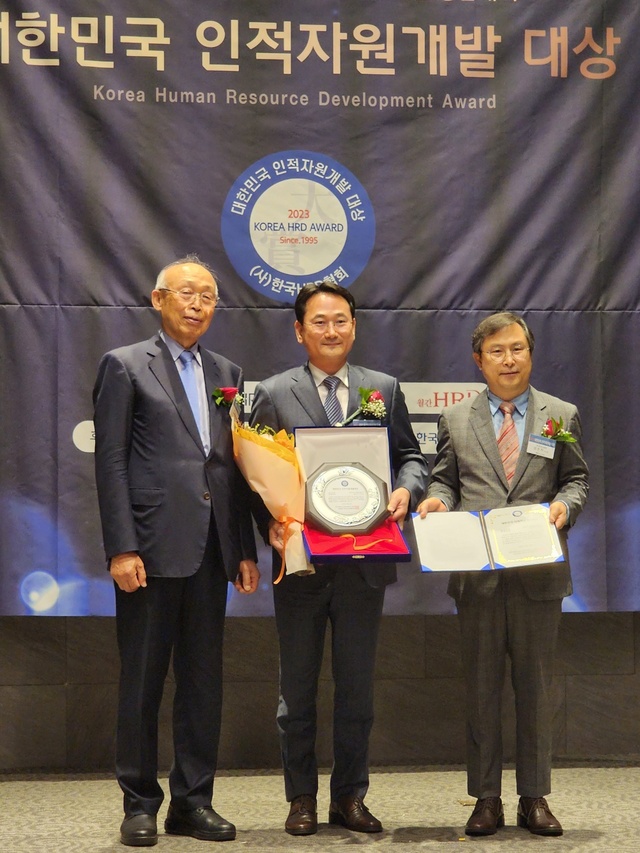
[413,503,566,572]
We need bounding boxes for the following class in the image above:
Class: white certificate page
[483,504,565,569]
[413,511,490,572]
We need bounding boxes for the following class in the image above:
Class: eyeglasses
[481,345,530,363]
[159,288,219,307]
[304,319,352,333]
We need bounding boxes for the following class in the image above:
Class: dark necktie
[498,401,519,482]
[323,375,344,425]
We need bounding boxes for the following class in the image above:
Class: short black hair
[294,280,356,324]
[471,312,535,355]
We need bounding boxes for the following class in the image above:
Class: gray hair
[154,253,219,296]
[471,312,535,355]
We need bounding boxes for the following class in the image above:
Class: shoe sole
[465,815,505,836]
[165,824,236,841]
[120,836,158,847]
[517,815,563,836]
[285,826,318,836]
[328,814,382,833]
[517,819,563,835]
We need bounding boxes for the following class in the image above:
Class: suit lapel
[470,391,509,489]
[346,365,364,421]
[292,364,332,425]
[148,336,205,454]
[509,386,547,491]
[201,349,228,458]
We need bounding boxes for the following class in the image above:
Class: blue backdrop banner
[0,0,637,614]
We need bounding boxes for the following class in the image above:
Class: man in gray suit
[251,281,428,836]
[94,256,259,847]
[419,312,589,838]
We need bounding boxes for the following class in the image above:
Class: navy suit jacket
[250,363,429,587]
[93,334,256,580]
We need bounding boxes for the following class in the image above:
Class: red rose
[369,390,384,402]
[220,387,238,403]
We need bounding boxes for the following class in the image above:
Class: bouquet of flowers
[232,419,311,581]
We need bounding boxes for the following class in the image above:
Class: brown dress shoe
[285,795,317,836]
[465,797,505,836]
[328,795,382,833]
[517,797,563,836]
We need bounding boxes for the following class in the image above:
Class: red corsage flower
[213,387,243,407]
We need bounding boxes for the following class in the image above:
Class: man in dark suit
[250,281,428,836]
[93,255,259,847]
[418,312,589,838]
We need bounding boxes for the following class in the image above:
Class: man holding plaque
[418,312,589,838]
[251,281,428,836]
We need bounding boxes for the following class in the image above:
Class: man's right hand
[417,497,448,518]
[268,518,285,554]
[110,552,147,592]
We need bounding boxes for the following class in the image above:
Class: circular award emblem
[305,462,389,535]
[221,150,376,303]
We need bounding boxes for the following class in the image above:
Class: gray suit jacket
[427,386,589,601]
[251,363,429,587]
[93,334,256,580]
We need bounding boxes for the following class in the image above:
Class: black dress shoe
[517,797,563,836]
[329,795,382,833]
[285,795,318,835]
[120,814,158,847]
[164,805,236,841]
[465,797,504,836]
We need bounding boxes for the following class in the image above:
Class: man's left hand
[549,501,568,529]
[387,487,411,528]
[234,559,260,594]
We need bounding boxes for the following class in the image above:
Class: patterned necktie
[497,401,519,483]
[323,375,344,425]
[178,350,202,433]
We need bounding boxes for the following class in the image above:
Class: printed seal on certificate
[305,462,389,535]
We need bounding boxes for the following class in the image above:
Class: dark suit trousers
[274,564,385,803]
[114,524,228,816]
[456,571,562,799]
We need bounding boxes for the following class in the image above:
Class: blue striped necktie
[323,375,344,425]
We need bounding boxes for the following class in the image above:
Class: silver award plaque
[305,462,389,535]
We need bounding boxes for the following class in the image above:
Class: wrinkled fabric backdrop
[0,0,637,615]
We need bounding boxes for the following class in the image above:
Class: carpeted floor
[1,765,637,852]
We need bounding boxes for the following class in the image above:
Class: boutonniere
[212,387,243,408]
[541,416,576,443]
[337,387,387,427]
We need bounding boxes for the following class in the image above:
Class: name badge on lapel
[526,434,556,459]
